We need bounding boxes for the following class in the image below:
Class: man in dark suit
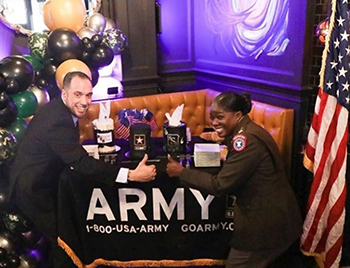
[9,71,156,268]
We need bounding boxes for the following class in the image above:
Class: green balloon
[22,54,43,71]
[7,118,28,141]
[3,211,33,233]
[10,91,38,119]
[0,128,17,165]
[28,32,49,62]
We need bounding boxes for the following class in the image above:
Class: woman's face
[209,103,242,137]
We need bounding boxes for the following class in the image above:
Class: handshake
[130,131,223,182]
[128,154,189,182]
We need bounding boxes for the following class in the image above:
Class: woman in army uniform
[166,92,302,268]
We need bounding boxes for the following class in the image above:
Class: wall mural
[204,0,290,59]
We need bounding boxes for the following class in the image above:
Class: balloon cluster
[0,188,48,268]
[0,90,48,267]
[0,149,49,268]
[24,0,128,100]
[0,3,129,265]
[0,205,49,267]
[0,55,48,165]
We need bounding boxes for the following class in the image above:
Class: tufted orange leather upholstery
[79,89,294,176]
[79,89,213,141]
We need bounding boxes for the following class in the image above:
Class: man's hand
[166,154,184,177]
[128,154,156,182]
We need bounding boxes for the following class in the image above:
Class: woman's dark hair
[213,92,252,115]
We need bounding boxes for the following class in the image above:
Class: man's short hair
[63,71,92,89]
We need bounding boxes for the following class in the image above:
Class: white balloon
[29,86,50,111]
[87,13,106,34]
[77,26,98,39]
[0,234,13,252]
[105,17,117,31]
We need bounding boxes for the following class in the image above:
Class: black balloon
[79,51,91,64]
[21,230,41,248]
[46,82,61,100]
[33,71,42,86]
[0,56,34,94]
[0,248,7,261]
[24,249,42,264]
[0,260,8,267]
[35,78,48,90]
[32,236,50,259]
[0,188,10,213]
[91,34,103,46]
[34,70,41,79]
[7,254,20,268]
[89,67,99,87]
[81,37,95,53]
[0,101,17,128]
[3,80,19,95]
[0,92,9,110]
[90,44,114,68]
[0,76,5,92]
[41,61,57,82]
[47,28,82,64]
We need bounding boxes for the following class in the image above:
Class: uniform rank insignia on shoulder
[232,134,247,152]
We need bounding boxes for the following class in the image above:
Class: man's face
[61,76,93,118]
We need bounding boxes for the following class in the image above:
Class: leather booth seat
[79,89,294,176]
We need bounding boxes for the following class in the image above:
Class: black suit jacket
[179,116,302,251]
[9,97,120,213]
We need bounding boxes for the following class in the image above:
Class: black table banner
[58,139,233,268]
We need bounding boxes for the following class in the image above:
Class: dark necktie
[75,121,80,140]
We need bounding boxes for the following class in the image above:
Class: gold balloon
[49,0,86,33]
[87,13,107,34]
[29,86,50,111]
[77,27,98,39]
[43,0,55,31]
[56,59,92,89]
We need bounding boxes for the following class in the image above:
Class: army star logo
[232,134,247,152]
[134,134,145,145]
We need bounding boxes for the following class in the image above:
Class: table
[58,138,233,268]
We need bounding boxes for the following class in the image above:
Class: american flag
[116,123,130,139]
[115,109,157,139]
[116,110,131,139]
[301,0,350,267]
[142,117,157,132]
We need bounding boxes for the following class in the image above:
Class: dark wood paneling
[101,0,160,96]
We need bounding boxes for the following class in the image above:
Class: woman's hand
[199,131,225,143]
[166,154,184,177]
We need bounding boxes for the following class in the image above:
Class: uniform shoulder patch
[232,134,247,152]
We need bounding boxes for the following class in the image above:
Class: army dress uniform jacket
[179,116,302,251]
